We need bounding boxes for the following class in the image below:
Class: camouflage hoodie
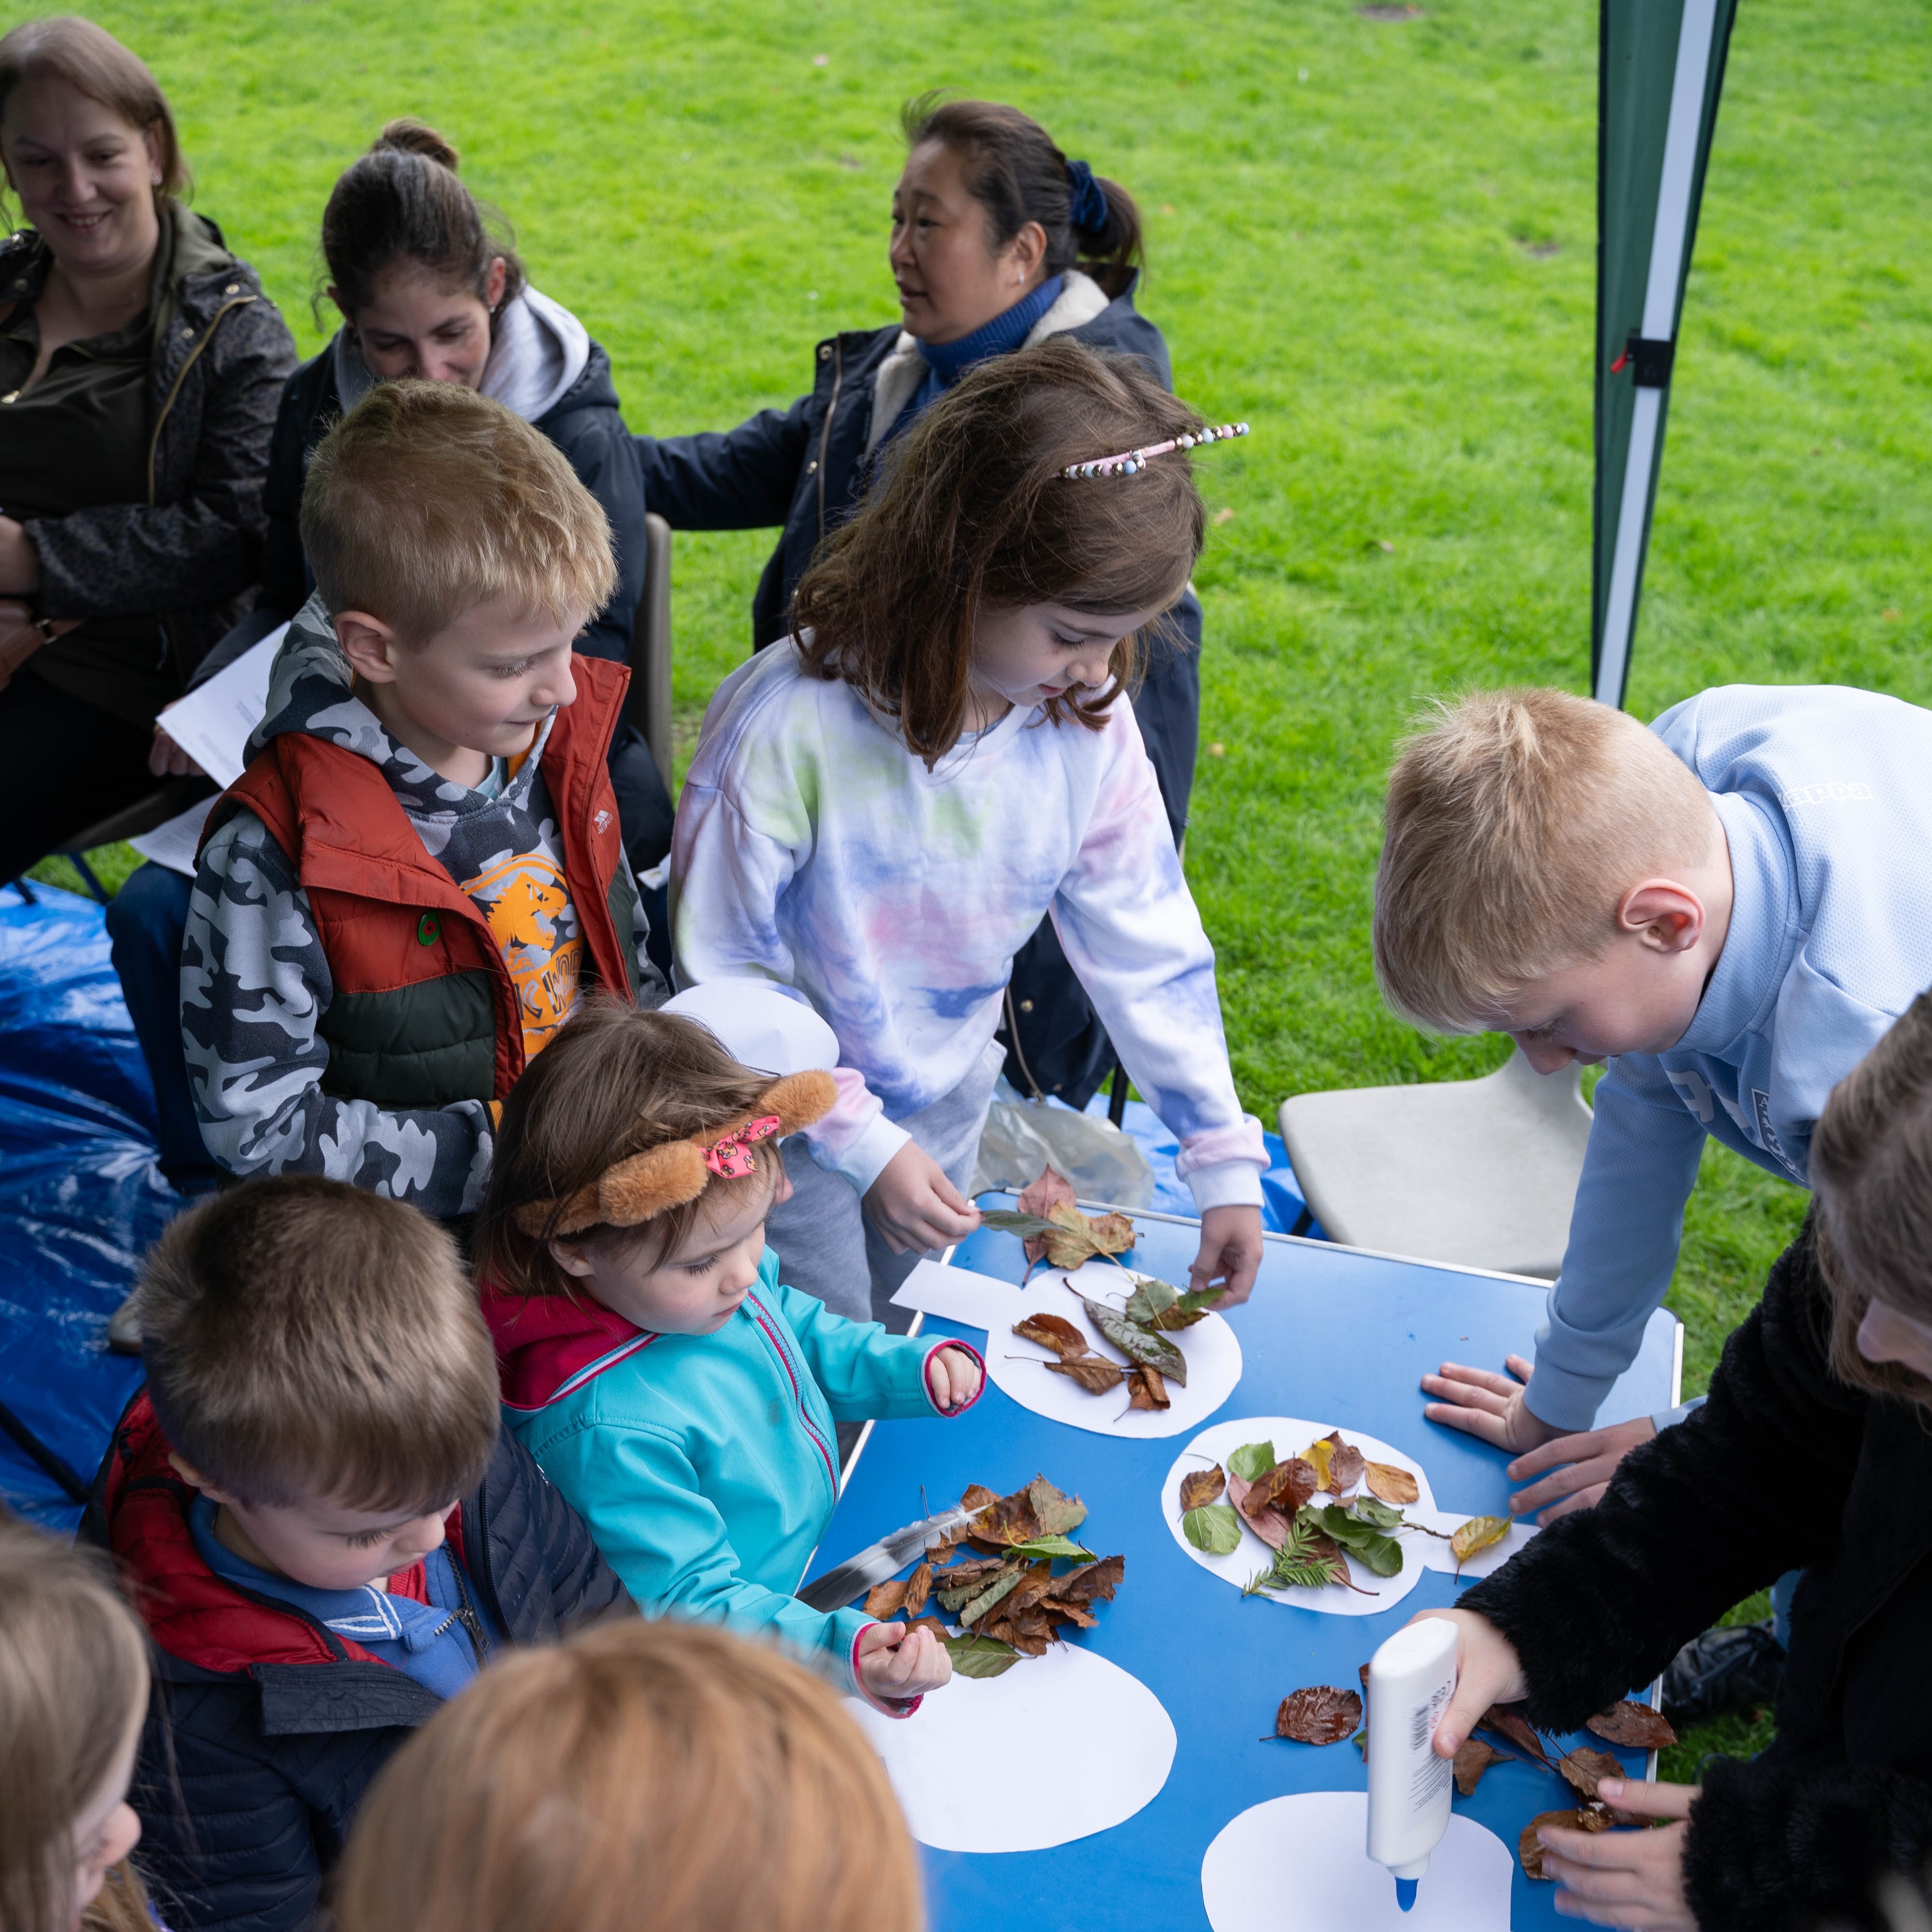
[181,594,663,1217]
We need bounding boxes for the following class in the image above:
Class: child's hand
[1190,1204,1264,1307]
[864,1143,981,1254]
[926,1343,983,1412]
[1503,1414,1659,1524]
[1404,1609,1529,1757]
[1421,1353,1569,1458]
[858,1619,953,1700]
[1537,1778,1697,1929]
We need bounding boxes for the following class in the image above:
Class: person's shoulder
[686,638,833,782]
[536,338,623,429]
[1061,270,1172,385]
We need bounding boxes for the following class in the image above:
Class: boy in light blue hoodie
[475,994,984,1714]
[1374,683,1932,1518]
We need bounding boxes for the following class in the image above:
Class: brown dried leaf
[1013,1313,1092,1360]
[1586,1701,1677,1750]
[1328,1437,1366,1494]
[906,1615,951,1643]
[1364,1461,1420,1505]
[1250,1456,1318,1517]
[974,1475,1088,1547]
[1043,1357,1127,1393]
[1016,1166,1078,1219]
[902,1561,932,1618]
[1521,1806,1613,1878]
[863,1577,909,1618]
[1179,1466,1227,1511]
[1223,1468,1293,1550]
[1557,1747,1626,1803]
[1453,1736,1514,1796]
[1125,1363,1170,1409]
[1270,1686,1363,1746]
[1046,1553,1125,1606]
[1479,1705,1554,1769]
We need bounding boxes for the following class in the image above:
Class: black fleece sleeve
[1460,1227,1863,1731]
[630,399,810,531]
[565,408,647,668]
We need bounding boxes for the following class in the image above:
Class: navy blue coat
[634,273,1204,1106]
[85,1395,632,1932]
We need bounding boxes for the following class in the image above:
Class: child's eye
[343,1527,391,1549]
[493,659,533,679]
[683,1259,715,1279]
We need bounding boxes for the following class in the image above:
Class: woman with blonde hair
[334,1617,923,1932]
[0,1513,155,1932]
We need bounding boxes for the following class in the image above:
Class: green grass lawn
[33,1,1914,1762]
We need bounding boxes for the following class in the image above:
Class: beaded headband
[516,1070,837,1238]
[1062,421,1250,481]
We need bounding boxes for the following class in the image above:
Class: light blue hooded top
[1529,684,1932,1430]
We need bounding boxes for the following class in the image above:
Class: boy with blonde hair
[1376,683,1932,1515]
[183,382,664,1222]
[84,1175,630,1932]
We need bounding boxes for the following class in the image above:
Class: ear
[546,1236,597,1280]
[1617,879,1706,954]
[335,610,404,684]
[485,255,509,311]
[167,1450,240,1506]
[1006,219,1049,286]
[142,124,163,187]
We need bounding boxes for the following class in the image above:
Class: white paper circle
[1203,1792,1514,1931]
[984,1260,1243,1439]
[1163,1416,1437,1618]
[848,1639,1176,1852]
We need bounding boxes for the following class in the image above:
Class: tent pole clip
[1613,330,1675,387]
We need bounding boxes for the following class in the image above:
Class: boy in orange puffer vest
[181,381,665,1220]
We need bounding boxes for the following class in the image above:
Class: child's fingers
[1596,1777,1697,1819]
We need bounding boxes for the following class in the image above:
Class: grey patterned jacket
[181,597,665,1217]
[1,204,297,678]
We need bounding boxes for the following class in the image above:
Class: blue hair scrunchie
[1065,158,1109,235]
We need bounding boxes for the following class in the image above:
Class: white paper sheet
[889,1258,1028,1332]
[1161,1416,1526,1617]
[151,624,286,788]
[1202,1792,1514,1931]
[128,794,220,878]
[986,1262,1243,1438]
[848,1639,1176,1852]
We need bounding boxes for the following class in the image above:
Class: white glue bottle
[1365,1617,1460,1912]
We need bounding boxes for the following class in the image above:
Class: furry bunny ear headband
[515,1070,837,1238]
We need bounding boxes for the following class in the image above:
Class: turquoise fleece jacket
[482,1250,978,1701]
[1530,684,1932,1429]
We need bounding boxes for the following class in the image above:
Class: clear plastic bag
[970,1077,1155,1208]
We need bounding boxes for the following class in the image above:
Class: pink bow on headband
[701,1116,782,1179]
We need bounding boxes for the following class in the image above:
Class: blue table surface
[810,1207,1680,1931]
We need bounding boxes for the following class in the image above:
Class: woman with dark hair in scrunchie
[636,96,1207,1114]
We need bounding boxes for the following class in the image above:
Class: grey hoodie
[180,595,663,1216]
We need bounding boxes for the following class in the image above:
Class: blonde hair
[332,1619,924,1932]
[299,380,616,645]
[137,1175,500,1512]
[0,1517,151,1932]
[1373,686,1715,1031]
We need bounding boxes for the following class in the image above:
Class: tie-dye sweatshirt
[181,596,663,1217]
[671,639,1265,1209]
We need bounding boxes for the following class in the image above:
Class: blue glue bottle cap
[1395,1876,1419,1912]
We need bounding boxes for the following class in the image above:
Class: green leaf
[1181,1502,1244,1555]
[979,1208,1060,1238]
[1266,1556,1342,1591]
[1004,1533,1097,1563]
[1121,1276,1219,1331]
[1227,1439,1277,1483]
[1080,1296,1188,1386]
[1311,1504,1404,1577]
[943,1632,1021,1678]
[1346,1496,1406,1531]
[958,1567,1028,1627]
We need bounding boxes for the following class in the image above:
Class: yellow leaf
[1299,1436,1335,1491]
[1450,1515,1510,1563]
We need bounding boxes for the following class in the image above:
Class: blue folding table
[809,1200,1680,1932]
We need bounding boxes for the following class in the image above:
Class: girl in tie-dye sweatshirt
[671,340,1266,1322]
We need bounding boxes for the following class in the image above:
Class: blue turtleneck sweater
[884,274,1065,444]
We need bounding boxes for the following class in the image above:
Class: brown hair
[0,15,188,205]
[137,1176,500,1512]
[902,93,1142,298]
[333,1619,923,1932]
[1811,991,1932,1402]
[0,1516,151,1932]
[1374,686,1718,1031]
[476,1000,789,1296]
[300,379,615,644]
[320,118,525,327]
[791,337,1206,766]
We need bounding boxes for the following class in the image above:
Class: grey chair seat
[1278,1045,1592,1279]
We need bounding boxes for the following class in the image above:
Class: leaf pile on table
[1177,1431,1446,1595]
[860,1475,1124,1679]
[982,1166,1139,1272]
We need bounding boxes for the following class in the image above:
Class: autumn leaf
[1040,1201,1136,1270]
[1226,1440,1277,1483]
[980,1209,1063,1240]
[1268,1686,1363,1745]
[863,1577,910,1617]
[1328,1437,1366,1493]
[1557,1747,1626,1803]
[1080,1295,1187,1385]
[944,1632,1022,1678]
[1182,1502,1243,1554]
[1478,1705,1554,1770]
[1364,1461,1420,1505]
[1224,1468,1293,1550]
[1179,1465,1227,1511]
[974,1475,1089,1546]
[906,1615,951,1644]
[1012,1312,1092,1360]
[1586,1701,1677,1750]
[1347,1495,1406,1531]
[902,1561,932,1617]
[1453,1737,1514,1796]
[933,1557,1014,1612]
[958,1567,1028,1628]
[1122,1276,1218,1331]
[1250,1457,1318,1517]
[1041,1357,1126,1393]
[1124,1364,1171,1410]
[1016,1166,1078,1220]
[1300,1435,1336,1490]
[1003,1533,1095,1563]
[1451,1515,1511,1565]
[1048,1553,1125,1605]
[1520,1806,1612,1880]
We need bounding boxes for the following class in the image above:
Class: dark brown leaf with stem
[1079,1294,1187,1384]
[1250,1457,1318,1517]
[901,1560,931,1618]
[863,1577,910,1618]
[1179,1466,1226,1511]
[1327,1437,1366,1493]
[1012,1313,1092,1361]
[1037,1356,1126,1393]
[1223,1468,1292,1550]
[1520,1806,1613,1880]
[1586,1701,1677,1750]
[1479,1705,1554,1770]
[1453,1737,1515,1796]
[1047,1553,1125,1605]
[1123,1364,1170,1411]
[1268,1686,1363,1745]
[1557,1747,1626,1803]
